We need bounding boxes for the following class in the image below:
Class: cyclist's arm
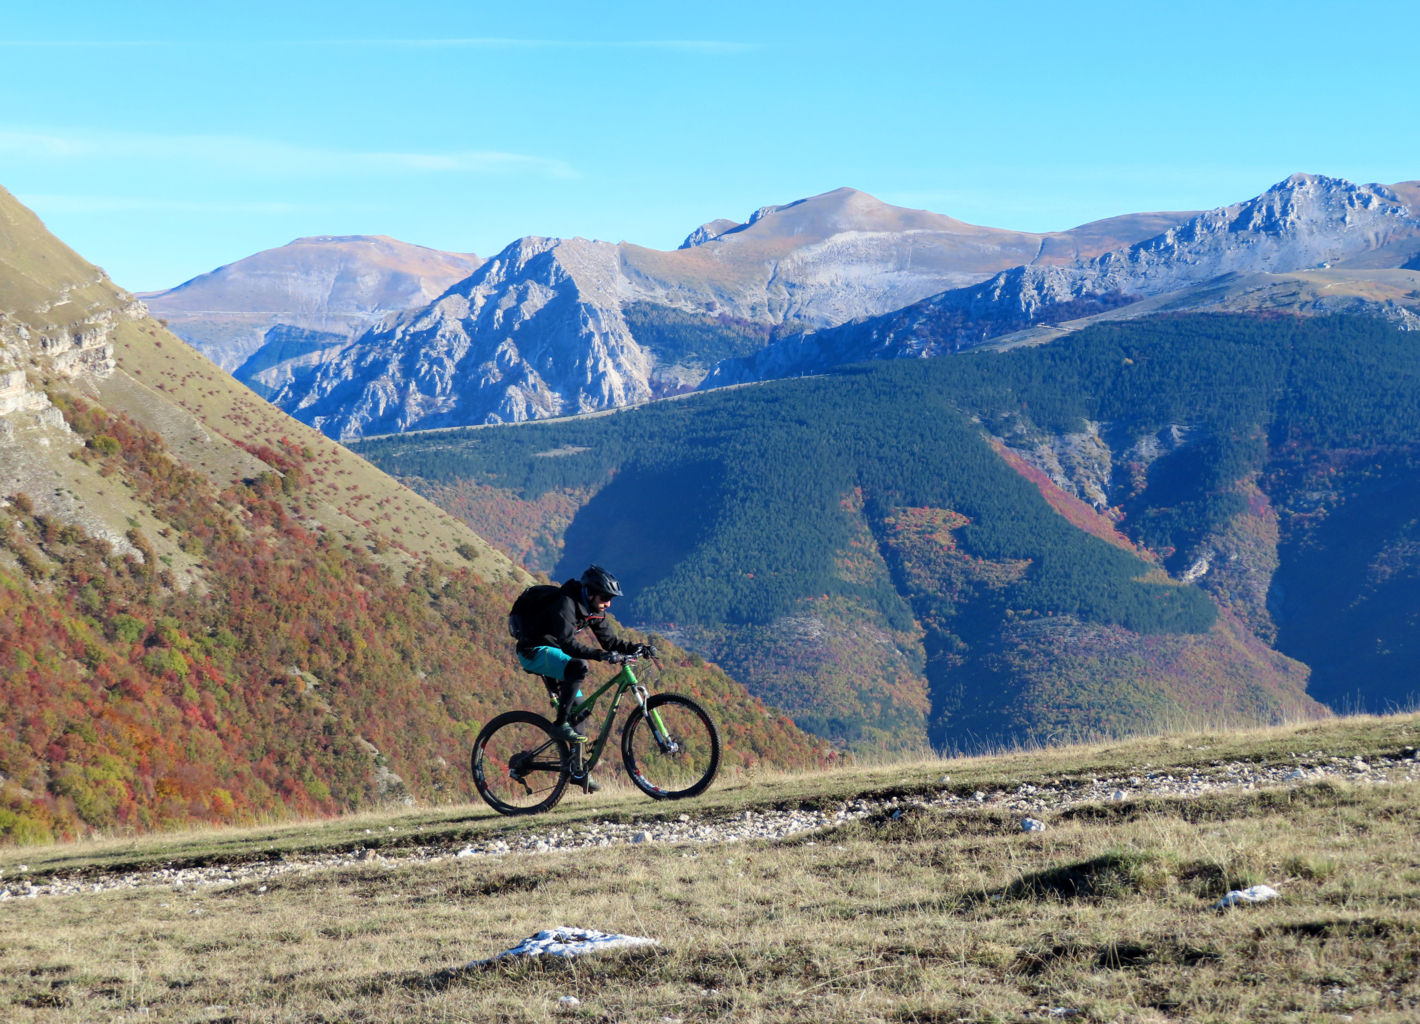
[587,615,640,656]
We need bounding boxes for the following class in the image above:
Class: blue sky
[3,1,1417,291]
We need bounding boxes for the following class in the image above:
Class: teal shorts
[518,645,574,680]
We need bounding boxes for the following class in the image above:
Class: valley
[355,313,1420,751]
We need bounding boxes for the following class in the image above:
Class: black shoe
[553,721,586,744]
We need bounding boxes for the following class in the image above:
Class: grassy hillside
[0,385,827,844]
[0,189,829,845]
[3,712,1418,1023]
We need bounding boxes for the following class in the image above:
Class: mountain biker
[514,565,652,746]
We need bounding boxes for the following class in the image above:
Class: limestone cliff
[246,189,1189,436]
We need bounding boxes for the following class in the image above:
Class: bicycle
[471,655,721,816]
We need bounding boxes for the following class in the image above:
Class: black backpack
[507,584,565,641]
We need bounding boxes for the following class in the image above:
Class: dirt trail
[4,752,1415,903]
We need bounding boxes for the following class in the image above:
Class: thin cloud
[0,38,759,55]
[310,38,760,54]
[0,129,577,180]
[15,195,308,215]
[0,40,167,47]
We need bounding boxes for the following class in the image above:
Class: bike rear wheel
[472,711,570,815]
[621,693,720,800]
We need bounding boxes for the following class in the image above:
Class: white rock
[1021,818,1047,833]
[632,832,654,844]
[1214,884,1280,909]
[470,927,660,966]
[558,996,580,1006]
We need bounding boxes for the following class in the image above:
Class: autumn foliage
[0,397,826,844]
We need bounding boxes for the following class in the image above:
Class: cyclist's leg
[555,659,589,727]
[517,647,587,728]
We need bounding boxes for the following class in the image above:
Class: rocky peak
[257,234,650,437]
[700,174,1420,385]
[678,218,741,249]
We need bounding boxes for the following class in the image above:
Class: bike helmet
[581,564,623,598]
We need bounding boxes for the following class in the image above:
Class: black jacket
[516,579,638,661]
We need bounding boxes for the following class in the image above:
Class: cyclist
[514,565,652,746]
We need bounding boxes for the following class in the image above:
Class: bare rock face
[262,236,653,437]
[706,175,1420,384]
[252,189,1191,436]
[986,173,1420,314]
[678,218,740,249]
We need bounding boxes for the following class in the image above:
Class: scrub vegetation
[0,396,826,844]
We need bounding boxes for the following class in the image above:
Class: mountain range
[140,235,483,374]
[152,174,1420,440]
[708,175,1420,384]
[154,189,1198,436]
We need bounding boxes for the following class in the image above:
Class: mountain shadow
[554,460,725,609]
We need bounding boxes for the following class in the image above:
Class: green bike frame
[562,663,673,781]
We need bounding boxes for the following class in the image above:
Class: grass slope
[3,713,1418,1023]
[0,397,826,842]
[0,189,829,843]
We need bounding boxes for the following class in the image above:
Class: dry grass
[4,715,1420,1022]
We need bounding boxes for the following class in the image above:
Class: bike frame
[563,662,670,779]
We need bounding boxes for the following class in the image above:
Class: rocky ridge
[232,189,1191,436]
[703,175,1420,385]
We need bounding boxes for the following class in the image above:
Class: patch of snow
[1214,884,1280,909]
[471,927,660,966]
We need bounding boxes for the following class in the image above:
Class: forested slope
[353,312,1420,748]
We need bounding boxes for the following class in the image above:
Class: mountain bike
[471,656,721,816]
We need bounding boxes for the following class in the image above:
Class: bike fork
[634,685,679,755]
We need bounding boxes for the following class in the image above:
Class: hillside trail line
[4,751,1416,904]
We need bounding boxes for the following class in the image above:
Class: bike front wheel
[472,711,570,816]
[621,693,721,800]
